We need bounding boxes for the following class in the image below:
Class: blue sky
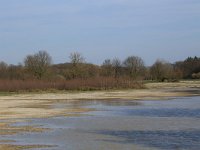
[0,0,199,65]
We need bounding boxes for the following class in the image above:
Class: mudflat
[0,80,200,150]
[0,81,200,120]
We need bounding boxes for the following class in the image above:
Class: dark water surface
[1,96,200,150]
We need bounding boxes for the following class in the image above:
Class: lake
[1,96,200,150]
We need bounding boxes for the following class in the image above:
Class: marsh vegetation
[0,51,199,92]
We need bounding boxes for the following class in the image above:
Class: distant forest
[0,51,199,91]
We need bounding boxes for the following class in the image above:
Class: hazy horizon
[0,0,199,65]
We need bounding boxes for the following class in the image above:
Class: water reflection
[94,130,200,150]
[65,99,141,107]
[1,96,200,150]
[52,99,141,110]
[115,108,200,118]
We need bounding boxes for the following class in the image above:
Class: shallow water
[1,96,200,150]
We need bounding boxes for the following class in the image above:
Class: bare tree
[101,59,113,76]
[0,61,8,78]
[24,50,52,79]
[112,58,121,78]
[123,56,145,79]
[68,52,85,79]
[150,59,173,81]
[0,61,8,69]
[69,52,85,66]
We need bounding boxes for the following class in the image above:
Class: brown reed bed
[0,77,144,92]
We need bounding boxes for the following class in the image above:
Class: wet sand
[1,81,200,119]
[0,81,200,150]
[1,97,200,150]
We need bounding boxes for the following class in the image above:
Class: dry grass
[0,144,53,150]
[146,80,200,89]
[0,122,46,135]
[0,98,92,120]
[0,77,143,92]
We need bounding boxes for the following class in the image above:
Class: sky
[0,0,199,65]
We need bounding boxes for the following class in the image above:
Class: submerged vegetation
[0,51,199,92]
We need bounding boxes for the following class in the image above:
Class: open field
[0,80,200,150]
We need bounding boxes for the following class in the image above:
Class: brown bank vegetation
[0,50,199,92]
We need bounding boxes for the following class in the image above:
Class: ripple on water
[94,129,200,150]
[1,96,200,150]
[115,108,200,118]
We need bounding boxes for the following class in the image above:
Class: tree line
[0,50,199,91]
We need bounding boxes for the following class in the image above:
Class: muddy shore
[0,81,200,150]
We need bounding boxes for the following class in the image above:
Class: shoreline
[0,81,200,120]
[0,81,200,150]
